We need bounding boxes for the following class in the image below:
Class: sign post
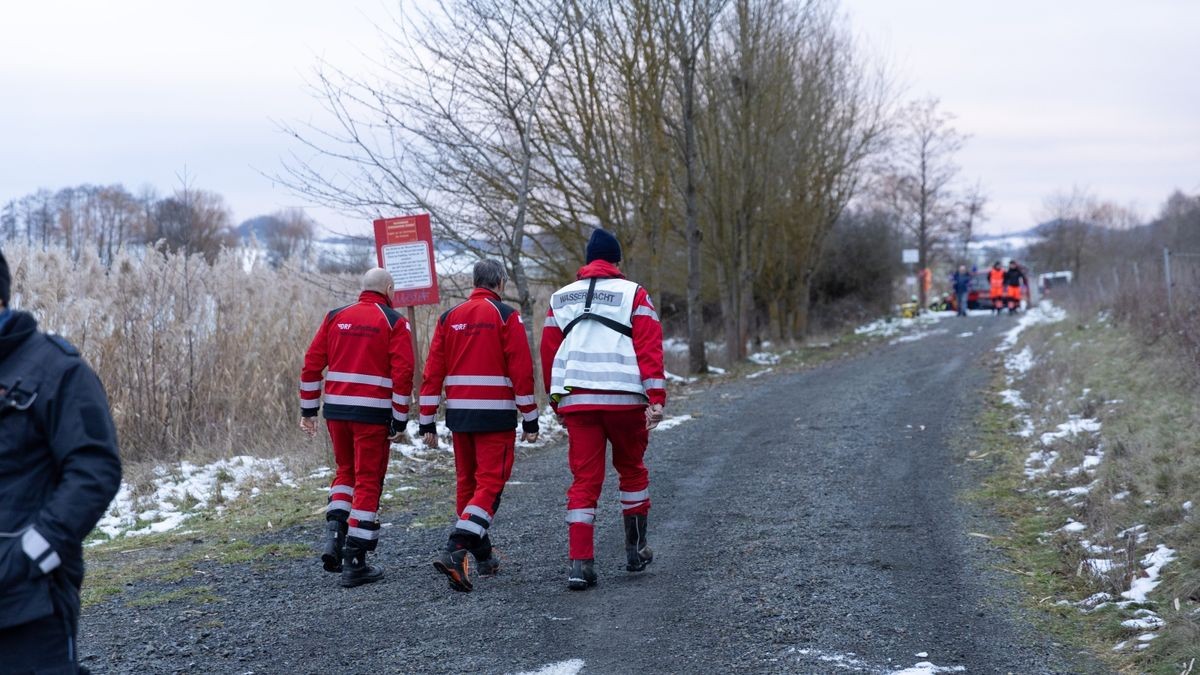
[373,214,440,394]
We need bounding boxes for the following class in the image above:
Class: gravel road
[79,316,1108,674]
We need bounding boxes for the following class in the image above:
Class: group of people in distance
[299,228,665,592]
[950,259,1029,317]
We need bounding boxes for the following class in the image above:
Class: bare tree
[276,0,591,351]
[886,98,966,309]
[659,0,730,373]
[955,180,987,262]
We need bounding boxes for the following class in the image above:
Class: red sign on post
[373,214,440,307]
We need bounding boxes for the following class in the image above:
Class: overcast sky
[1,1,1197,236]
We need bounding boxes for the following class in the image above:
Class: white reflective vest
[548,277,647,401]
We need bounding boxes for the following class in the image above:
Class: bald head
[361,268,394,295]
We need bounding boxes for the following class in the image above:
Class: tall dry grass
[6,244,564,467]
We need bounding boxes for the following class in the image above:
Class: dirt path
[79,316,1107,674]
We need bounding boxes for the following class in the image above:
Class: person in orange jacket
[420,259,539,592]
[987,261,1005,315]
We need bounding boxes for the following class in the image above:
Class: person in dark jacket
[1003,260,1028,314]
[0,247,122,674]
[950,265,973,317]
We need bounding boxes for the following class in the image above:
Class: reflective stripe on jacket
[300,290,415,425]
[419,288,538,433]
[540,260,666,414]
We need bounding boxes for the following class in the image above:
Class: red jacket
[419,287,539,433]
[540,260,666,413]
[300,290,415,426]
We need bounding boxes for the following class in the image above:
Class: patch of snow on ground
[513,659,586,675]
[1121,611,1166,630]
[1039,416,1101,446]
[95,455,298,540]
[664,370,697,384]
[1004,346,1035,376]
[999,389,1027,408]
[1024,449,1059,479]
[1060,519,1087,533]
[746,368,773,379]
[889,663,966,675]
[707,365,727,375]
[996,300,1067,352]
[1121,545,1177,603]
[890,329,949,345]
[957,331,975,337]
[654,415,694,432]
[748,351,781,365]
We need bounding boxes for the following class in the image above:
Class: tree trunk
[683,52,708,375]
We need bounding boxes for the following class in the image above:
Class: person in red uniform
[987,261,1005,315]
[540,229,666,591]
[420,260,539,592]
[300,267,414,587]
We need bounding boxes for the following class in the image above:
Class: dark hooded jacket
[0,310,121,630]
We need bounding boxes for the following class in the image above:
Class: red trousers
[450,430,516,541]
[327,420,390,549]
[563,408,651,560]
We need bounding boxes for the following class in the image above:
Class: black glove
[390,419,407,437]
[522,418,539,435]
[418,422,437,437]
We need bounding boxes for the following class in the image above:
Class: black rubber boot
[567,559,597,591]
[623,514,654,572]
[340,544,384,588]
[321,519,347,573]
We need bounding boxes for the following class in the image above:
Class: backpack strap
[561,277,633,338]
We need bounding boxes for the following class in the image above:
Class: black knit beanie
[0,248,10,306]
[585,229,622,264]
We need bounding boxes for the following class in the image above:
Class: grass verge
[969,312,1200,673]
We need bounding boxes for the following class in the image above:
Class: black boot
[623,514,654,572]
[567,559,597,590]
[340,544,384,588]
[433,547,474,592]
[472,534,500,577]
[321,519,347,573]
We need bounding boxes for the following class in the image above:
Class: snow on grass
[95,455,298,540]
[1039,416,1101,446]
[999,389,1027,408]
[654,414,694,432]
[748,351,781,365]
[996,300,1067,352]
[1121,610,1167,630]
[1024,449,1059,479]
[1060,518,1087,533]
[707,365,727,375]
[1121,545,1177,603]
[1004,346,1035,376]
[746,368,773,379]
[513,659,585,675]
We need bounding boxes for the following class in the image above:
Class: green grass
[82,464,457,608]
[968,313,1200,673]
